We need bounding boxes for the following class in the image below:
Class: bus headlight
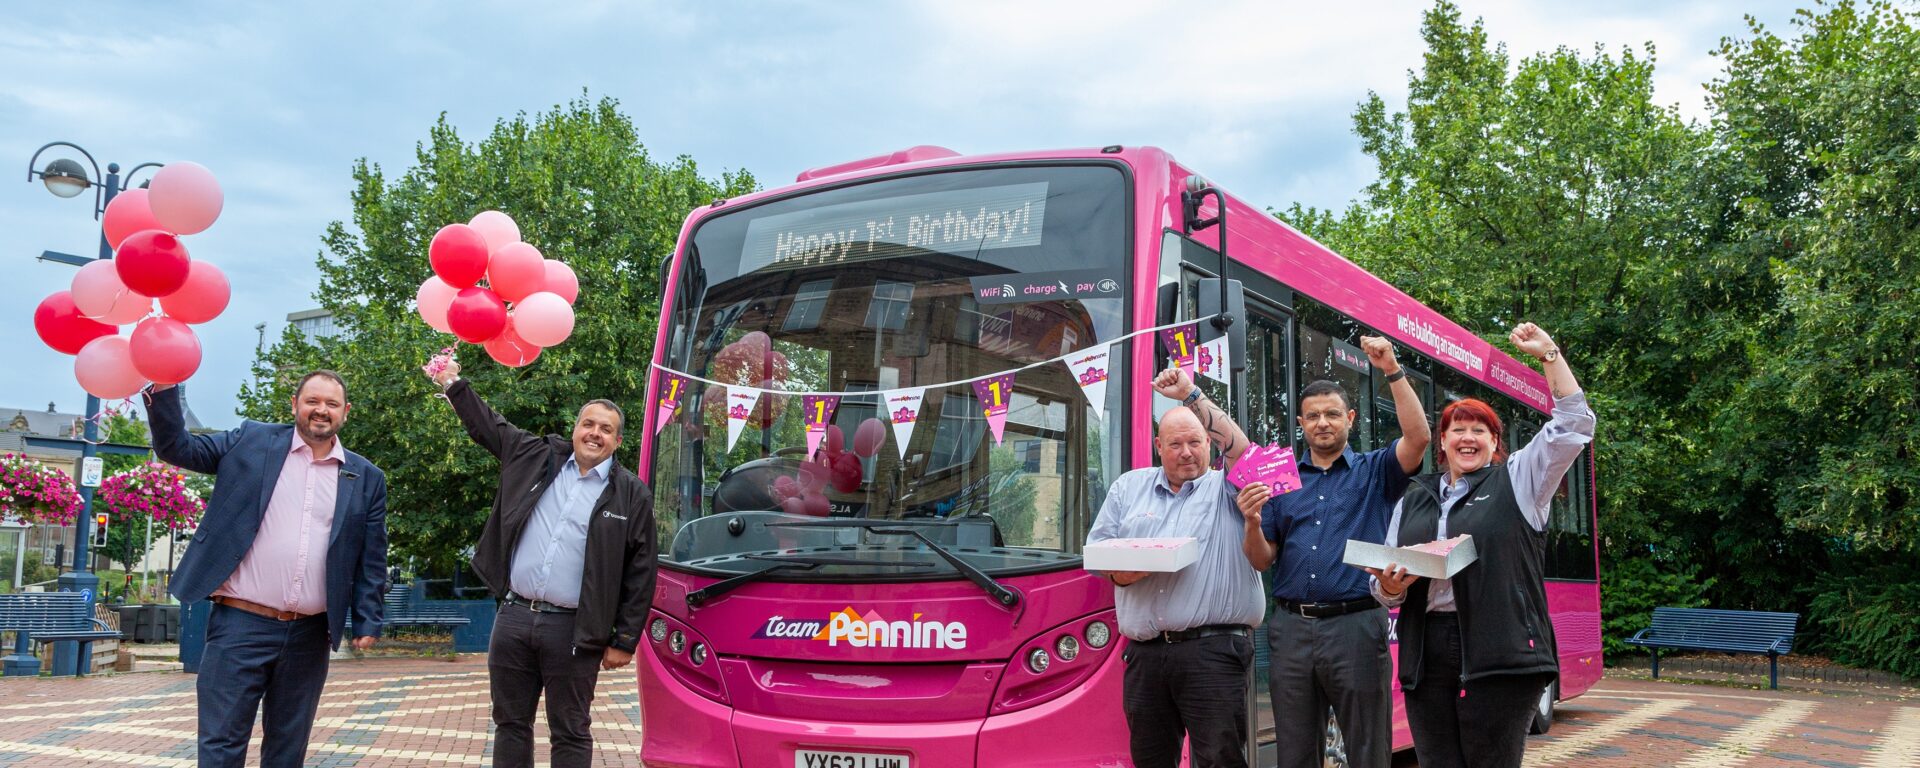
[1026,648,1051,673]
[690,643,709,665]
[650,618,669,643]
[1085,621,1111,649]
[1056,635,1080,662]
[669,630,686,655]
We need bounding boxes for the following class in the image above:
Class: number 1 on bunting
[970,373,1016,445]
[801,395,840,458]
[1158,322,1200,376]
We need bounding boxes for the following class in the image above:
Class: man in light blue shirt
[1087,366,1266,768]
[508,455,610,609]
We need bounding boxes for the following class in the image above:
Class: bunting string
[649,314,1222,398]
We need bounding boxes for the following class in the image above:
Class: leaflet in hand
[1228,443,1303,494]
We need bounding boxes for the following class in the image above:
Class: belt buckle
[1159,630,1178,644]
[1297,602,1315,618]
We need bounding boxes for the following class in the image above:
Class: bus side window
[1546,447,1598,581]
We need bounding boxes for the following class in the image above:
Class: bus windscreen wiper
[765,519,1022,608]
[684,554,934,608]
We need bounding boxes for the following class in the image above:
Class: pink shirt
[214,430,342,615]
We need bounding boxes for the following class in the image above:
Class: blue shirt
[1087,467,1267,641]
[508,454,612,608]
[1261,440,1412,603]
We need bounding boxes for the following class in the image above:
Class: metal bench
[381,584,471,630]
[0,593,122,677]
[1625,607,1800,689]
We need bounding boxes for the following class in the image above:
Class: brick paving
[0,656,641,767]
[0,660,1914,767]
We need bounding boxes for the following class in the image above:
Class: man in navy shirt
[1238,336,1429,768]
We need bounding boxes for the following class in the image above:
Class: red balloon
[483,316,541,367]
[115,230,192,298]
[488,242,547,304]
[157,260,230,324]
[852,418,886,458]
[829,452,864,493]
[129,316,203,385]
[102,189,165,251]
[446,287,507,343]
[824,424,846,456]
[429,224,490,288]
[34,291,117,355]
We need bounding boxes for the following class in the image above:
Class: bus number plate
[795,749,909,768]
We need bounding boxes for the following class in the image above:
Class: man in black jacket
[429,361,657,768]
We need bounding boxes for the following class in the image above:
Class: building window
[864,281,914,330]
[1015,440,1042,473]
[783,280,834,331]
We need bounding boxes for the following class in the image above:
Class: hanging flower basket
[0,452,83,526]
[98,461,205,531]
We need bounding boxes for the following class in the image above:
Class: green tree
[1710,1,1920,553]
[99,410,166,581]
[241,95,755,573]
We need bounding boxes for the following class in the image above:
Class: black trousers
[1264,606,1393,768]
[197,604,331,768]
[1402,614,1553,768]
[1122,632,1254,768]
[488,602,602,768]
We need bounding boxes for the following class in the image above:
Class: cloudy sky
[2,0,1800,430]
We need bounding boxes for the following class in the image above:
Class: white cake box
[1083,537,1201,573]
[1342,535,1478,580]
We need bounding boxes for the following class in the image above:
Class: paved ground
[0,659,1914,766]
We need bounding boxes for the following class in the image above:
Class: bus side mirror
[1195,278,1246,373]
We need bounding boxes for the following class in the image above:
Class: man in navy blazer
[151,370,389,768]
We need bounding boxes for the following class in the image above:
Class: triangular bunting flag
[1198,336,1231,385]
[654,371,688,435]
[1064,346,1112,420]
[801,394,840,458]
[724,387,761,451]
[971,372,1016,445]
[882,387,927,459]
[1159,322,1200,376]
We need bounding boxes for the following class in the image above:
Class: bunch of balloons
[415,210,579,367]
[32,162,231,400]
[766,418,887,516]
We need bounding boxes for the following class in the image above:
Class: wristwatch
[1182,388,1202,406]
[1543,347,1560,363]
[1384,369,1407,384]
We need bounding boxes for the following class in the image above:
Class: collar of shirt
[288,429,345,464]
[1152,467,1212,497]
[564,454,615,481]
[1302,446,1359,474]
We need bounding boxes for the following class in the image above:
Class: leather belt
[1137,624,1251,645]
[212,596,317,622]
[504,591,576,614]
[1275,597,1380,619]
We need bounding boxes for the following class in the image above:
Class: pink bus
[637,145,1603,767]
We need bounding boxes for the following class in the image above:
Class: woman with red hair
[1365,323,1595,768]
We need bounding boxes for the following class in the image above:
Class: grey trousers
[1264,606,1393,768]
[488,602,602,768]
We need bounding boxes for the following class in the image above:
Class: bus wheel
[1528,681,1556,735]
[1323,708,1348,768]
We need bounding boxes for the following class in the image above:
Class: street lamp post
[25,142,162,676]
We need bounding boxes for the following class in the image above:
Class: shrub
[1802,567,1920,680]
[1601,553,1714,658]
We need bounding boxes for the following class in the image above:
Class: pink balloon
[447,287,507,343]
[129,317,202,385]
[796,462,827,494]
[33,292,116,355]
[102,189,166,250]
[852,418,886,458]
[483,316,541,368]
[98,292,154,326]
[71,260,130,319]
[543,260,579,304]
[415,276,458,334]
[512,291,574,347]
[74,335,147,400]
[147,161,223,235]
[469,210,521,254]
[824,424,846,456]
[158,260,230,324]
[116,230,192,298]
[488,242,547,304]
[779,496,807,517]
[800,491,830,517]
[829,452,864,493]
[429,224,490,288]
